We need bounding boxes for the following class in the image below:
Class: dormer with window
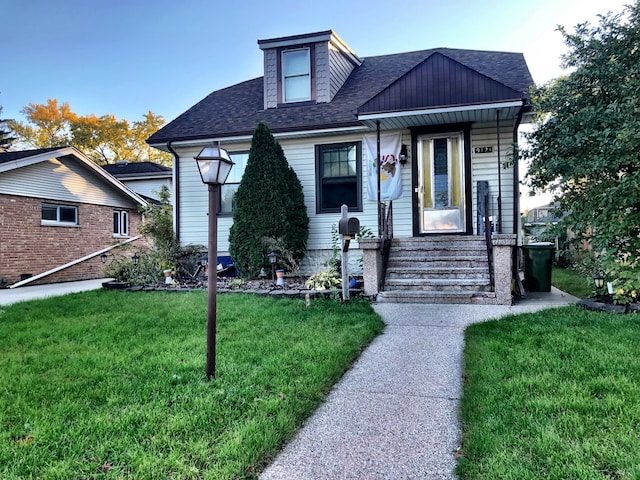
[258,30,362,109]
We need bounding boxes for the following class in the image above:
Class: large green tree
[8,99,171,165]
[0,106,16,151]
[524,1,640,302]
[229,123,309,277]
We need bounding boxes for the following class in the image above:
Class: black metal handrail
[380,201,393,290]
[483,194,495,291]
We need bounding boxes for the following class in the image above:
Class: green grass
[458,306,640,479]
[552,266,594,299]
[0,290,384,479]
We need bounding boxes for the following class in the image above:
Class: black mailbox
[339,217,360,237]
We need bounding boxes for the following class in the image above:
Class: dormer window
[282,48,311,103]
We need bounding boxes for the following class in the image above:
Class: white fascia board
[357,101,525,122]
[165,125,370,149]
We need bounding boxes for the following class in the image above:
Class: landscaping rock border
[577,297,640,314]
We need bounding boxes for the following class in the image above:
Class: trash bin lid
[522,242,554,248]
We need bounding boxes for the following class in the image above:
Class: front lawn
[458,306,640,479]
[0,290,384,479]
[552,266,594,299]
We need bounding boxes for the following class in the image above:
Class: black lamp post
[267,251,277,285]
[195,142,234,380]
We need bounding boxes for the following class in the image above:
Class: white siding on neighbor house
[263,48,278,109]
[328,43,357,101]
[121,178,172,201]
[0,158,138,208]
[470,122,516,235]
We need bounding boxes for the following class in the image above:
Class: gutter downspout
[167,141,180,242]
[512,100,526,280]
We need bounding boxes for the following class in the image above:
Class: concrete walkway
[261,288,579,480]
[0,278,110,306]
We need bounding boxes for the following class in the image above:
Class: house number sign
[474,146,493,154]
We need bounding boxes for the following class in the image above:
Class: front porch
[360,234,516,305]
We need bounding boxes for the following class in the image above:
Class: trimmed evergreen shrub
[229,123,309,277]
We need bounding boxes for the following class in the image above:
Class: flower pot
[163,269,173,285]
[276,269,285,287]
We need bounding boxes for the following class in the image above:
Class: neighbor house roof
[147,47,534,145]
[102,161,172,178]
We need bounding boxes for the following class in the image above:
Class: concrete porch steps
[377,236,496,304]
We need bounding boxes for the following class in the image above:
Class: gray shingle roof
[147,47,533,145]
[0,147,62,164]
[102,161,171,176]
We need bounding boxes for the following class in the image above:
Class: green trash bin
[521,242,555,292]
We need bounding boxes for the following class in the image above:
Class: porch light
[399,144,408,165]
[593,273,604,290]
[131,253,139,266]
[100,252,108,264]
[195,142,234,381]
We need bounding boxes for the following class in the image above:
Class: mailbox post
[338,204,360,301]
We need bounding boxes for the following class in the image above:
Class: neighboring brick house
[147,30,535,304]
[0,147,147,287]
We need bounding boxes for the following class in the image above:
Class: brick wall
[0,194,146,286]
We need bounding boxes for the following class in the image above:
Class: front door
[417,133,465,233]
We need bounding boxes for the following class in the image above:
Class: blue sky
[1,0,627,125]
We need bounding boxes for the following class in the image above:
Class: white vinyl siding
[470,122,516,235]
[0,157,137,208]
[328,43,357,100]
[175,130,413,275]
[118,178,172,202]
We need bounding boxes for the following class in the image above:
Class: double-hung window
[113,210,129,237]
[41,203,78,226]
[282,48,311,103]
[220,152,249,214]
[316,142,362,213]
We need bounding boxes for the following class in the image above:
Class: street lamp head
[268,251,277,264]
[195,143,234,185]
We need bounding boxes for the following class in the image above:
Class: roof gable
[0,147,147,206]
[358,52,526,115]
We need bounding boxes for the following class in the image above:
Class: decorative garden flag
[365,132,403,201]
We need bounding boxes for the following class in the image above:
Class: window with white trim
[113,210,129,237]
[282,48,311,102]
[41,203,78,226]
[220,152,249,214]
